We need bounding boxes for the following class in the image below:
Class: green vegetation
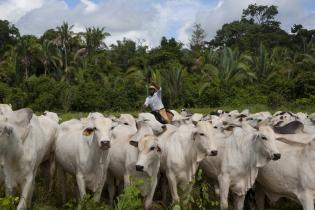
[0,4,314,113]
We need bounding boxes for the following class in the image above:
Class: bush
[64,195,110,210]
[114,177,143,210]
[267,92,286,108]
[227,86,267,107]
[292,95,315,109]
[0,196,19,210]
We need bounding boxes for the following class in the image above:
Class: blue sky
[0,0,315,46]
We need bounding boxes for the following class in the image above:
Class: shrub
[267,92,286,108]
[114,177,143,210]
[0,196,19,210]
[65,195,110,210]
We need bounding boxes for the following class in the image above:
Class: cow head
[0,108,33,152]
[193,121,218,160]
[110,114,137,137]
[137,113,166,135]
[254,124,281,167]
[82,117,112,150]
[134,135,161,174]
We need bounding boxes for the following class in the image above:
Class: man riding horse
[141,82,172,124]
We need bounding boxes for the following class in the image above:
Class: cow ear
[129,140,139,147]
[157,145,162,152]
[82,127,95,146]
[82,127,95,136]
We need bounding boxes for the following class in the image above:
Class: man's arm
[141,97,149,112]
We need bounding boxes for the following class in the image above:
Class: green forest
[0,4,314,112]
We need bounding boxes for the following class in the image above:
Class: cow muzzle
[135,165,144,172]
[272,153,281,160]
[209,150,218,156]
[100,140,110,150]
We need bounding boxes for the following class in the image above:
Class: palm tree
[55,22,74,74]
[38,40,62,77]
[15,35,38,80]
[161,62,184,107]
[0,45,17,84]
[80,27,110,57]
[245,43,286,83]
[200,47,254,94]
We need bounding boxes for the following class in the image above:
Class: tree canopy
[0,4,314,112]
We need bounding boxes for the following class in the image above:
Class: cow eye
[150,146,155,151]
[261,136,267,140]
[93,127,97,131]
[143,119,150,122]
[199,133,205,136]
[111,126,115,130]
[124,122,129,125]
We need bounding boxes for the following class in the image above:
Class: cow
[87,112,105,120]
[256,135,315,210]
[0,108,55,210]
[43,111,61,123]
[130,134,162,209]
[200,121,281,210]
[0,104,12,115]
[107,113,166,206]
[273,120,304,134]
[37,113,59,191]
[158,121,218,203]
[54,116,112,202]
[180,108,193,117]
[309,113,315,124]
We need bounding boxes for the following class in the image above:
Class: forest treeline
[0,4,314,112]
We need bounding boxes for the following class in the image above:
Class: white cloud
[0,0,314,47]
[0,0,44,22]
[80,0,97,13]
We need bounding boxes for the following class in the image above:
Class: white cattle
[87,112,105,120]
[170,110,187,121]
[36,114,59,190]
[0,108,54,210]
[54,116,112,201]
[271,112,297,126]
[107,113,166,206]
[158,121,218,203]
[256,135,315,210]
[180,108,193,117]
[309,113,315,124]
[43,111,61,123]
[0,104,12,115]
[130,134,162,209]
[200,122,281,210]
[191,113,203,122]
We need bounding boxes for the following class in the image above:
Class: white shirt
[144,88,164,111]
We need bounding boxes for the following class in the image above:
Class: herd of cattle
[0,104,315,210]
